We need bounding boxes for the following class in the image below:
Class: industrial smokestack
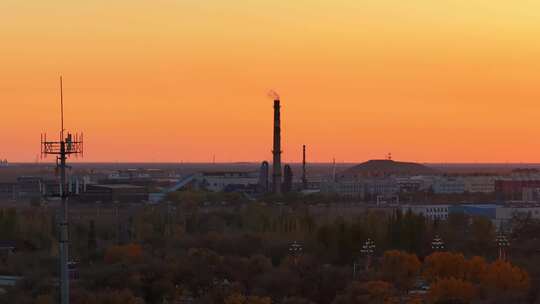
[302,145,307,190]
[259,161,269,193]
[272,98,282,194]
[283,164,293,193]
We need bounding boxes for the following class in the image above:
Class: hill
[340,159,437,178]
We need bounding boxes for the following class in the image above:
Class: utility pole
[41,76,84,304]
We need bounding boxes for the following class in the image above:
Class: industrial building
[321,178,399,200]
[195,171,260,192]
[15,176,43,200]
[80,184,148,203]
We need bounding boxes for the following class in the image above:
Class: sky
[1,0,540,163]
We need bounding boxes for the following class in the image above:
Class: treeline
[1,190,539,303]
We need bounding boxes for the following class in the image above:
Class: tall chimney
[272,99,282,194]
[302,145,307,189]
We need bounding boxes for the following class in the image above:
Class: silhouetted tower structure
[41,77,84,304]
[259,161,270,193]
[332,157,337,182]
[496,231,510,261]
[271,92,282,194]
[431,235,445,252]
[289,241,303,265]
[302,145,307,190]
[283,164,293,193]
[361,238,376,271]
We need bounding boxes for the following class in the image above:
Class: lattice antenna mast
[60,76,64,141]
[40,76,84,304]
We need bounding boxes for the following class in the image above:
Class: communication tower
[40,76,84,304]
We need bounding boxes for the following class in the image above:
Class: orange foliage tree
[423,251,467,282]
[332,281,397,304]
[225,293,272,304]
[480,260,530,301]
[428,277,477,304]
[104,244,143,264]
[381,250,421,291]
[464,256,487,283]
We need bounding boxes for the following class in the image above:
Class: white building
[396,176,435,192]
[463,176,496,193]
[432,178,465,194]
[401,204,450,220]
[196,171,259,192]
[321,181,364,198]
[321,178,398,199]
[495,205,540,227]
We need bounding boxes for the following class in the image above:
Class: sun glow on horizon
[2,0,540,163]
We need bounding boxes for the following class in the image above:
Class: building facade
[401,204,450,220]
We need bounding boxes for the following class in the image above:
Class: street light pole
[496,231,510,261]
[289,241,303,265]
[360,238,376,271]
[431,235,445,252]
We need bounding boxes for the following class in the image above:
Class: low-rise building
[401,204,450,220]
[0,183,15,200]
[463,176,496,193]
[321,180,365,198]
[196,171,259,192]
[496,179,540,201]
[432,177,465,194]
[321,178,398,200]
[80,184,148,203]
[16,176,43,200]
[522,187,540,203]
[449,203,540,228]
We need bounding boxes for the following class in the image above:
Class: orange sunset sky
[1,0,540,163]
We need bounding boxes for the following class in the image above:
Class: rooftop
[91,184,145,189]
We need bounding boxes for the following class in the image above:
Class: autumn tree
[104,244,143,264]
[428,277,477,304]
[332,281,396,304]
[423,252,467,282]
[225,293,272,304]
[480,260,530,302]
[381,250,421,291]
[469,216,496,256]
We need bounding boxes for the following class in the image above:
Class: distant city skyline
[2,1,540,162]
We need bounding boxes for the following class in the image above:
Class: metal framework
[289,241,303,265]
[431,234,445,252]
[496,231,510,261]
[40,76,83,304]
[360,238,376,271]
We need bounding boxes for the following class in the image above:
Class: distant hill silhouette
[340,159,437,178]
